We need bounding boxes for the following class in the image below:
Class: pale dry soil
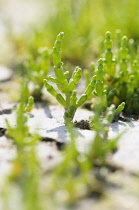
[0,73,139,209]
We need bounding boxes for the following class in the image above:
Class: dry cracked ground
[0,1,139,209]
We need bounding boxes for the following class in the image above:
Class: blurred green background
[0,0,139,67]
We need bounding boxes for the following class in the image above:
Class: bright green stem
[52,32,69,93]
[43,79,67,107]
[96,58,104,81]
[69,90,77,106]
[54,65,65,81]
[76,94,87,108]
[104,31,112,49]
[115,102,125,115]
[64,91,77,124]
[68,66,82,91]
[53,32,64,66]
[95,81,104,97]
[24,96,34,112]
[84,76,96,96]
[120,36,128,60]
[64,106,77,125]
[105,48,113,64]
[66,91,72,105]
[56,94,67,107]
[43,79,57,97]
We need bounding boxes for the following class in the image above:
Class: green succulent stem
[24,96,34,112]
[44,32,95,124]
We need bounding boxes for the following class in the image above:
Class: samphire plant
[83,30,139,115]
[103,30,139,114]
[44,32,96,124]
[2,57,125,210]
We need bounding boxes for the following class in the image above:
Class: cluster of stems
[103,31,139,114]
[44,32,96,124]
[93,58,107,111]
[84,30,139,115]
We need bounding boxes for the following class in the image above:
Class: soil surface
[1,93,139,209]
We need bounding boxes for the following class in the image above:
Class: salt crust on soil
[0,103,139,210]
[0,105,139,173]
